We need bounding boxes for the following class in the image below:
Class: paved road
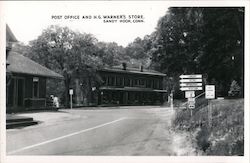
[7,106,196,155]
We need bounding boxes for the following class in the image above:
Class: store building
[97,63,167,106]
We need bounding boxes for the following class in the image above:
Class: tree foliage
[29,25,102,106]
[96,42,127,67]
[150,7,244,97]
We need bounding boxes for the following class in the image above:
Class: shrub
[228,80,241,97]
[196,126,211,152]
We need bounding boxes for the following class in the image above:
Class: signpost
[205,85,215,127]
[179,74,202,116]
[69,89,73,109]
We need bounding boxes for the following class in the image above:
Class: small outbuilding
[6,25,64,112]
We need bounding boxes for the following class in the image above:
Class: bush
[228,80,241,97]
[196,126,211,152]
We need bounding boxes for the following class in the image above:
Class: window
[107,76,115,86]
[124,78,130,86]
[146,79,152,88]
[33,77,39,98]
[139,79,145,86]
[102,76,107,85]
[134,78,146,87]
[116,77,123,86]
[134,79,139,86]
[153,79,160,89]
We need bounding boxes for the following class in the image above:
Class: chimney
[140,64,143,72]
[122,62,127,70]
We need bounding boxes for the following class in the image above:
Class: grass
[173,99,244,155]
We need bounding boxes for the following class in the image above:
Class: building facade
[97,64,167,106]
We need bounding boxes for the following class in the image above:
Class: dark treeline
[12,7,244,105]
[150,7,244,98]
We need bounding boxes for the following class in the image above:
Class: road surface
[7,106,197,155]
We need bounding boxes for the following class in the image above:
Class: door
[12,78,25,107]
[16,78,24,106]
[119,91,124,105]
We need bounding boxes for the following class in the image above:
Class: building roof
[6,24,18,42]
[99,65,166,77]
[7,51,64,79]
[100,86,167,93]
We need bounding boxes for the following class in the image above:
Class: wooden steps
[6,115,38,129]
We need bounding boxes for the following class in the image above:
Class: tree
[29,25,101,107]
[125,35,155,68]
[151,7,204,75]
[228,80,241,97]
[96,42,127,67]
[150,7,244,97]
[198,8,244,96]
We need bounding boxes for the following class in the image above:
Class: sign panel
[205,85,215,99]
[33,77,39,82]
[185,91,195,98]
[69,89,73,95]
[188,97,195,102]
[180,74,202,79]
[188,101,195,109]
[180,83,202,87]
[180,87,202,91]
[180,79,202,83]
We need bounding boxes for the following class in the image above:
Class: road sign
[180,87,202,91]
[188,101,195,109]
[205,85,215,99]
[188,97,195,102]
[180,74,202,78]
[185,91,195,98]
[180,83,202,87]
[180,79,202,83]
[69,89,73,95]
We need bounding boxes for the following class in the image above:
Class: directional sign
[179,74,203,93]
[180,83,202,87]
[180,74,202,78]
[180,79,202,83]
[205,85,215,99]
[180,87,202,91]
[185,91,195,98]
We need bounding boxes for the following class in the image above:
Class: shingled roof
[7,51,64,79]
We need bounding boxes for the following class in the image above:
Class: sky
[3,1,170,47]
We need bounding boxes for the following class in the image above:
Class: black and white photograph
[0,0,249,163]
